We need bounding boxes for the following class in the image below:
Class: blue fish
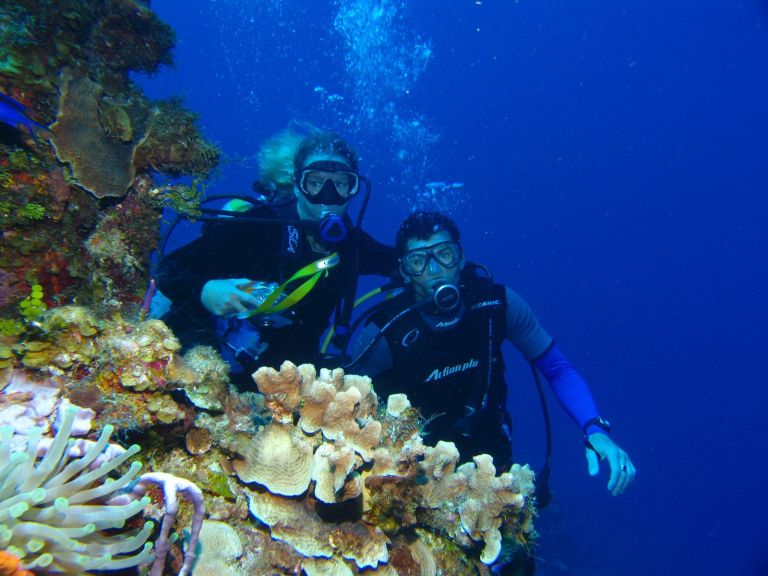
[0,92,49,137]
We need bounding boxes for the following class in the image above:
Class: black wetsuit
[365,271,514,467]
[156,201,397,384]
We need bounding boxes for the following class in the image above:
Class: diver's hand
[585,433,636,496]
[200,279,263,316]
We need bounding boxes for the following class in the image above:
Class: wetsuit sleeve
[157,219,277,312]
[357,231,399,279]
[346,321,393,379]
[533,343,602,435]
[156,237,210,312]
[504,286,553,359]
[504,286,602,434]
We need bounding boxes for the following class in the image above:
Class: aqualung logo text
[471,299,501,311]
[434,317,460,329]
[424,358,479,382]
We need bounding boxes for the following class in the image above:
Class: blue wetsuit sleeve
[534,343,603,436]
[504,286,604,435]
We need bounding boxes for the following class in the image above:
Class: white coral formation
[192,520,245,576]
[0,404,154,573]
[0,370,62,436]
[384,394,411,418]
[240,362,536,572]
[245,489,389,570]
[253,360,304,423]
[233,421,315,496]
[455,455,534,564]
[367,412,537,566]
[312,443,359,503]
[238,361,381,504]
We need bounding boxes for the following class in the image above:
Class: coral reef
[0,0,173,97]
[193,520,244,576]
[1,298,537,574]
[0,0,219,319]
[134,99,221,178]
[0,310,206,575]
[223,361,537,574]
[49,69,149,199]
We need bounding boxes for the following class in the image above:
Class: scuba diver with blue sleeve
[348,211,636,492]
[156,131,398,388]
[347,212,636,574]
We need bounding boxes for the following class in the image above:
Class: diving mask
[401,240,462,277]
[298,160,360,206]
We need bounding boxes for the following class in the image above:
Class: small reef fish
[0,92,49,137]
[425,181,465,191]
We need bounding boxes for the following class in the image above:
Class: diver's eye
[407,254,427,270]
[306,178,324,191]
[435,247,454,262]
[332,177,350,192]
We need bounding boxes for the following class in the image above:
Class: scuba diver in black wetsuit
[156,131,398,388]
[347,211,636,574]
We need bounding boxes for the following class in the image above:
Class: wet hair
[396,211,461,254]
[293,131,359,172]
[257,128,305,189]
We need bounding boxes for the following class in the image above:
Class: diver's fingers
[586,447,600,476]
[606,455,621,494]
[237,291,262,309]
[616,458,637,496]
[610,454,636,496]
[227,293,249,314]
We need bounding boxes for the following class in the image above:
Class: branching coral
[117,472,205,576]
[0,404,154,573]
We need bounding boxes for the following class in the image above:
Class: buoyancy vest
[206,205,359,375]
[370,273,514,465]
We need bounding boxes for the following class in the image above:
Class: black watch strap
[582,416,612,441]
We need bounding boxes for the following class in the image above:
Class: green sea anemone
[0,405,154,573]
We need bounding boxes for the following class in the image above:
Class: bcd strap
[241,253,340,318]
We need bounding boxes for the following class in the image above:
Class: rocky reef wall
[1,0,219,322]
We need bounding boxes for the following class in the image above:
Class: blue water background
[138,1,768,574]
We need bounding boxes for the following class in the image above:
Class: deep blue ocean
[137,1,768,574]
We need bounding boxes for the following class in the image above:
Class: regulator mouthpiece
[433,283,460,312]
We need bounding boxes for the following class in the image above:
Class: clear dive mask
[401,240,462,277]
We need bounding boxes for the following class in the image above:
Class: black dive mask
[312,179,347,206]
[298,161,360,206]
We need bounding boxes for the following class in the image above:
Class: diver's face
[401,231,464,301]
[294,154,352,220]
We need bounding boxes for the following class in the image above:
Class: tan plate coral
[227,360,537,574]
